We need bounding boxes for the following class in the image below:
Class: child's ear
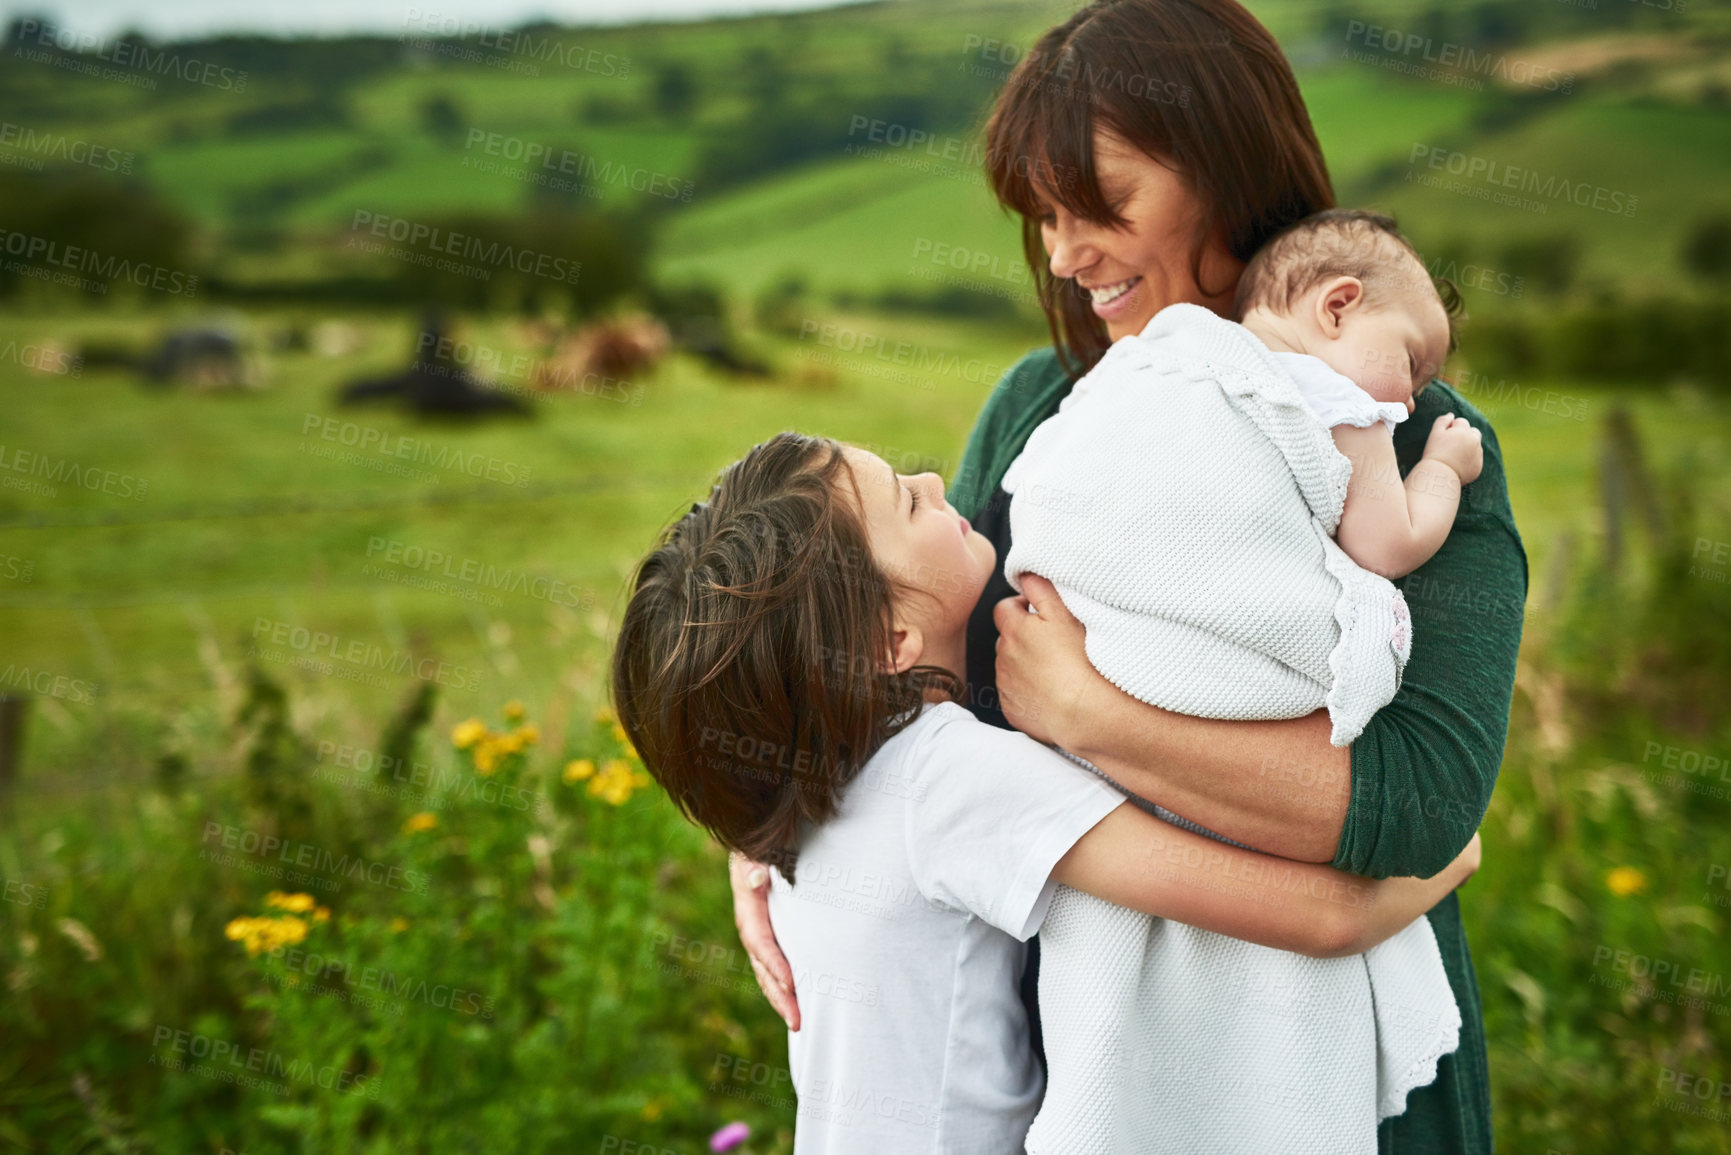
[1314,276,1365,337]
[883,624,925,676]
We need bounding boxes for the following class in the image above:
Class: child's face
[1300,268,1452,411]
[839,446,996,648]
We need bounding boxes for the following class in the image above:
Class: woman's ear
[1314,276,1365,337]
[883,624,926,676]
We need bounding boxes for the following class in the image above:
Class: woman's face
[1035,125,1244,339]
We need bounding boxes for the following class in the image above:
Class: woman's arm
[1053,805,1480,958]
[993,576,1351,863]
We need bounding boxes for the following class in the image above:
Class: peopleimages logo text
[11,20,249,91]
[349,211,580,284]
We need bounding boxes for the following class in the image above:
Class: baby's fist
[1423,413,1483,484]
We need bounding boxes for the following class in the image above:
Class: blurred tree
[579,92,635,125]
[741,45,791,108]
[1499,233,1580,296]
[1,15,43,46]
[225,93,352,135]
[653,62,698,122]
[393,205,653,318]
[1681,213,1731,284]
[419,92,466,143]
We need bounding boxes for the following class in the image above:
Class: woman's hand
[992,574,1105,747]
[729,852,801,1031]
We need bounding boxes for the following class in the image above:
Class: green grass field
[3,0,1730,1148]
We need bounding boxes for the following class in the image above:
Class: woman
[731,0,1526,1150]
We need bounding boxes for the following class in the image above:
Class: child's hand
[1422,413,1483,485]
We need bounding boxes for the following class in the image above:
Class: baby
[1235,209,1483,578]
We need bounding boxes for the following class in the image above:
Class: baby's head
[1234,209,1463,409]
[610,433,988,880]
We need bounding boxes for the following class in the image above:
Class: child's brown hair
[611,432,962,880]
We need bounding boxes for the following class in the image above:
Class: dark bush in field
[0,171,195,299]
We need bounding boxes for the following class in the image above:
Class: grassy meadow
[2,0,1730,1149]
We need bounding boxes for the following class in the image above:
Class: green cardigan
[951,346,1528,1155]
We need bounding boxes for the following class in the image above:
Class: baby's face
[1298,270,1452,411]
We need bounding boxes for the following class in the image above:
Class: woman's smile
[1084,274,1144,321]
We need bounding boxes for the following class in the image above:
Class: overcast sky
[6,0,866,42]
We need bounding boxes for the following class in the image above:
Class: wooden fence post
[0,693,26,799]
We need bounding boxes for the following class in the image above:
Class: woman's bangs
[987,60,1117,228]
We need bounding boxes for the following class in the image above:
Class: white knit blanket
[1029,880,1459,1154]
[1001,304,1459,1153]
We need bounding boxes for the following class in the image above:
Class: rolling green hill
[5,0,1726,301]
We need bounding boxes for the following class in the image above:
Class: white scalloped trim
[1318,528,1410,746]
[1377,1004,1461,1121]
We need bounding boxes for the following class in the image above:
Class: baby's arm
[1332,413,1484,579]
[1053,804,1479,958]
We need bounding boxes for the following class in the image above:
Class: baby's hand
[1422,413,1483,485]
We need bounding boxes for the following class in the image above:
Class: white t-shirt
[1271,351,1410,436]
[765,700,1126,1154]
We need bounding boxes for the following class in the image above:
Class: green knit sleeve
[949,347,1074,520]
[1335,383,1530,879]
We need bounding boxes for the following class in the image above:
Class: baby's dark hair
[1234,209,1464,355]
[610,432,962,881]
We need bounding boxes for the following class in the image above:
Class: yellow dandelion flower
[1606,867,1647,896]
[452,718,488,749]
[631,770,652,789]
[313,906,331,923]
[404,811,438,834]
[587,759,638,806]
[611,723,629,745]
[390,917,409,933]
[474,741,501,775]
[271,917,308,952]
[564,758,596,784]
[594,705,617,725]
[515,723,540,745]
[265,892,316,913]
[224,915,307,957]
[503,700,526,722]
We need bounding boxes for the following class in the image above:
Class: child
[997,211,1481,1153]
[612,432,1479,1153]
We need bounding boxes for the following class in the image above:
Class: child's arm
[1332,413,1484,579]
[1052,804,1479,958]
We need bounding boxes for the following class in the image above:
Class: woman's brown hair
[982,0,1336,379]
[611,433,962,881]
